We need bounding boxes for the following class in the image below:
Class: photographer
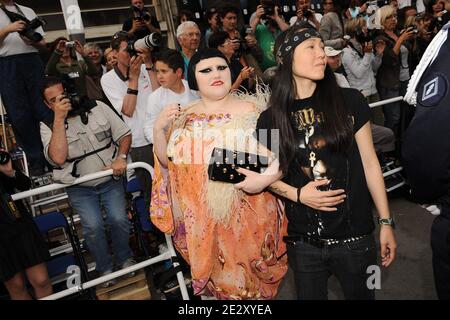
[45,39,99,99]
[0,149,53,300]
[101,33,158,213]
[250,2,289,71]
[40,76,135,287]
[218,4,264,71]
[376,4,415,137]
[0,0,50,176]
[289,0,322,29]
[122,0,160,40]
[342,17,384,107]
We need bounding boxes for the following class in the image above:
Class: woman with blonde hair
[375,5,415,137]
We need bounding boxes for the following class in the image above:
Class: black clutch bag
[207,148,269,184]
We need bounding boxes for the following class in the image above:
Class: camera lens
[0,150,11,165]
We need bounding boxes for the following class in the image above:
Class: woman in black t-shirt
[235,25,397,300]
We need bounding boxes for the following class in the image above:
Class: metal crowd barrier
[368,96,404,109]
[11,162,190,300]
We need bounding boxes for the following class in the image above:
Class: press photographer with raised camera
[342,17,386,125]
[289,0,322,29]
[45,39,99,99]
[40,76,136,286]
[250,1,290,71]
[0,0,51,176]
[218,5,264,81]
[122,0,160,40]
[101,33,159,213]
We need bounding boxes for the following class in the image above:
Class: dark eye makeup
[198,65,229,73]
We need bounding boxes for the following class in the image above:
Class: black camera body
[132,5,151,22]
[126,32,162,56]
[355,27,372,44]
[303,8,313,19]
[1,8,45,43]
[0,150,11,165]
[262,5,275,18]
[62,76,96,124]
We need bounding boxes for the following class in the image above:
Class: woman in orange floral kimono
[150,49,288,299]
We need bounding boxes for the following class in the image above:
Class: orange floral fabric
[150,109,288,300]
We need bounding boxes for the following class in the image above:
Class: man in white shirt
[0,0,50,176]
[101,33,159,211]
[144,49,199,145]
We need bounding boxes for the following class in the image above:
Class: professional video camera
[62,76,96,125]
[1,7,46,43]
[126,32,162,56]
[132,5,151,22]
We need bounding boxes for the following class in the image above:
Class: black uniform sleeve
[0,169,31,192]
[343,88,371,133]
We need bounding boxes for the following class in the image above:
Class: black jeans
[287,234,377,300]
[431,214,450,300]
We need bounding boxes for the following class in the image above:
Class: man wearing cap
[324,46,349,87]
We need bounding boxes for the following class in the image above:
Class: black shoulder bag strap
[0,180,21,221]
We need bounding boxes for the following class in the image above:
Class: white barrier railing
[368,96,404,108]
[11,162,189,300]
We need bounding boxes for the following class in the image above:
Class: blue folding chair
[34,211,92,298]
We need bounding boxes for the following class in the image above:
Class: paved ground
[276,191,438,300]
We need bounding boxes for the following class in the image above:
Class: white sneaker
[120,258,137,278]
[100,270,118,288]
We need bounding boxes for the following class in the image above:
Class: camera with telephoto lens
[0,150,11,165]
[126,32,162,56]
[132,5,151,22]
[1,8,46,43]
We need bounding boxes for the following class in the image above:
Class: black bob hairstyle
[187,48,230,91]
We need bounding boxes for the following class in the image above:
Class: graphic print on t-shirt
[291,105,352,237]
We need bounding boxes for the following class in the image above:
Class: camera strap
[41,110,117,177]
[0,180,21,221]
[0,3,29,23]
[347,41,364,59]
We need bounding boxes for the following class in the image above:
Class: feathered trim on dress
[168,84,273,227]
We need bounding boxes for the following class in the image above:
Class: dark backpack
[402,35,450,203]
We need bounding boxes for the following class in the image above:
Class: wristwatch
[127,88,138,95]
[118,153,127,160]
[378,217,395,229]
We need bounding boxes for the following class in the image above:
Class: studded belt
[283,234,368,248]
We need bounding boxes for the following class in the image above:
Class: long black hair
[268,29,353,174]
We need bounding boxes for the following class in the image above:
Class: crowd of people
[1,0,450,300]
